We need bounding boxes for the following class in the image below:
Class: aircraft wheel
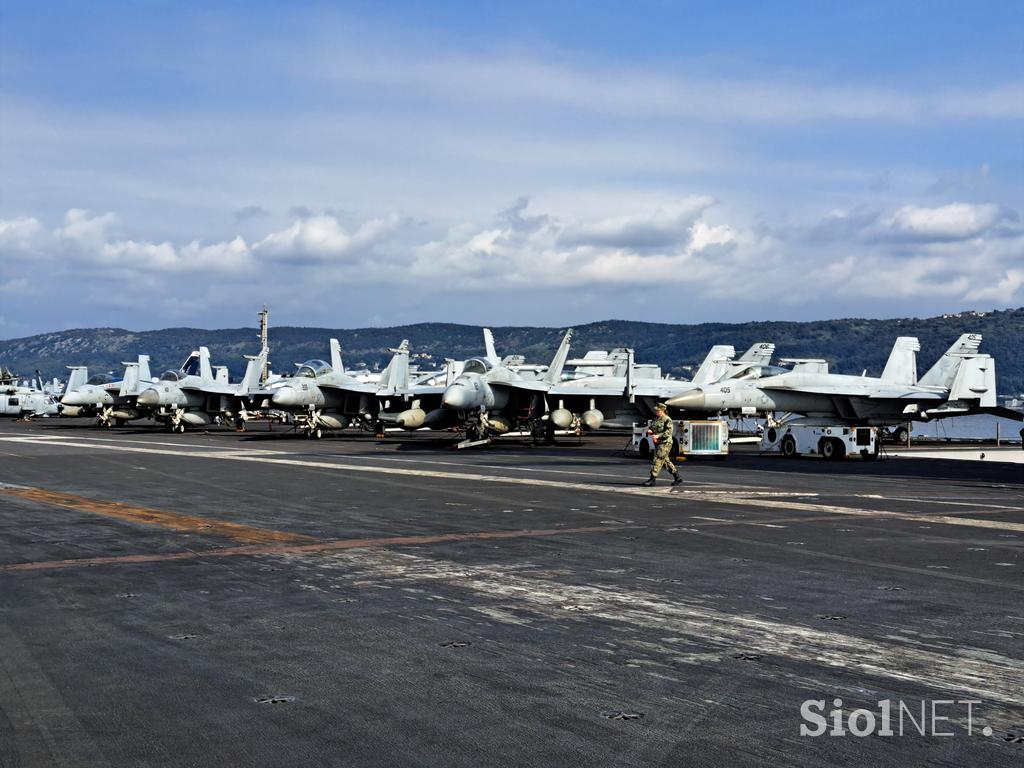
[313,427,323,439]
[175,423,186,434]
[821,438,845,461]
[780,435,799,458]
[638,440,651,460]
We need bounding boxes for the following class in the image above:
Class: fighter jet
[266,339,414,438]
[60,356,156,426]
[666,334,1021,426]
[546,342,778,429]
[407,329,575,445]
[136,346,267,432]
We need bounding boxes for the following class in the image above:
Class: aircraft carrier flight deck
[1,419,1022,767]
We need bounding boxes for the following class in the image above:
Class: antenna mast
[257,306,269,383]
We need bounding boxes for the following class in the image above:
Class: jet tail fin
[738,342,775,366]
[198,347,214,384]
[918,334,983,388]
[691,345,736,384]
[378,340,411,395]
[543,329,574,385]
[483,329,500,366]
[65,366,89,394]
[119,363,140,397]
[880,337,920,385]
[240,346,269,393]
[137,355,151,384]
[948,354,997,406]
[329,339,344,373]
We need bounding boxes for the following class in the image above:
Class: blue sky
[1,1,1021,335]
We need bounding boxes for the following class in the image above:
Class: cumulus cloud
[0,198,1021,332]
[254,213,401,264]
[54,208,117,248]
[558,197,715,250]
[0,216,41,249]
[878,202,1011,242]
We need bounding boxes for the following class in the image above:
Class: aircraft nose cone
[271,386,300,407]
[666,388,706,411]
[442,383,476,410]
[136,388,161,407]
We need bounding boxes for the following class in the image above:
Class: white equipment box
[630,420,729,459]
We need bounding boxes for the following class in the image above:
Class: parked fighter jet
[60,356,156,426]
[666,334,1021,425]
[136,346,267,432]
[266,339,414,438]
[414,329,575,444]
[546,343,777,429]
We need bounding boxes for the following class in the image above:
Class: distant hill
[2,308,1022,395]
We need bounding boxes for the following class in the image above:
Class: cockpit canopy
[724,364,788,381]
[159,370,181,382]
[295,359,332,378]
[181,354,202,377]
[462,358,493,375]
[86,373,115,386]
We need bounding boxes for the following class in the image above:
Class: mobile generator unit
[630,419,729,459]
[761,422,880,461]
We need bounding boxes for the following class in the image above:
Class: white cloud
[0,216,41,249]
[55,208,117,248]
[254,214,400,263]
[965,269,1024,303]
[880,202,1009,242]
[1,199,1021,334]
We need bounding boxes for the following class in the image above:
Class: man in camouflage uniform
[642,403,683,487]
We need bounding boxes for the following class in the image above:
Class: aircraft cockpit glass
[181,356,201,377]
[463,358,492,375]
[159,370,181,382]
[86,373,115,386]
[296,360,332,378]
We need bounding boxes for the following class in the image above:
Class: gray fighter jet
[546,342,777,429]
[666,334,1021,425]
[266,339,414,438]
[414,329,575,444]
[136,346,267,432]
[60,356,156,426]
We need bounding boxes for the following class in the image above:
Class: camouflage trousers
[650,443,676,477]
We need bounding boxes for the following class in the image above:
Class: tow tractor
[760,420,880,461]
